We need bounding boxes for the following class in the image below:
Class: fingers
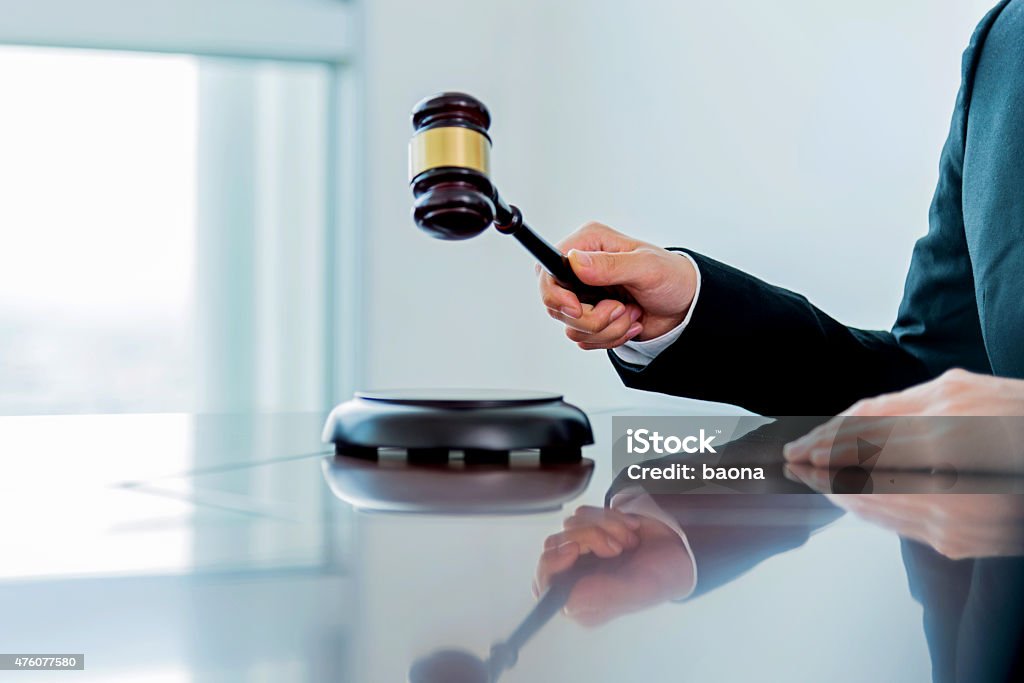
[543,523,634,559]
[541,275,638,332]
[540,271,644,347]
[784,404,901,466]
[562,574,631,628]
[563,305,644,349]
[555,221,641,254]
[566,248,660,289]
[546,296,626,333]
[534,540,581,596]
[536,506,642,595]
[563,505,642,549]
[538,270,584,320]
[782,462,830,491]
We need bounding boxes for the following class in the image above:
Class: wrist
[639,314,687,341]
[636,251,698,340]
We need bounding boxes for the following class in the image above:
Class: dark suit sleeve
[608,2,1017,416]
[611,250,931,415]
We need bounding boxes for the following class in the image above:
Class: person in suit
[537,0,1024,470]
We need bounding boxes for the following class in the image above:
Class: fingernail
[627,323,642,338]
[607,538,623,554]
[609,304,626,322]
[557,541,576,554]
[624,515,642,530]
[782,443,798,461]
[629,308,642,323]
[810,449,829,466]
[569,249,592,267]
[560,306,581,319]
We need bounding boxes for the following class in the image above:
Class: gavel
[408,553,606,683]
[408,92,621,306]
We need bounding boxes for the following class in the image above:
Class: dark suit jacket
[610,0,1024,416]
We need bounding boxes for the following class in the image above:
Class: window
[0,46,335,414]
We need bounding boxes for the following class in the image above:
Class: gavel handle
[496,206,624,306]
[487,553,607,678]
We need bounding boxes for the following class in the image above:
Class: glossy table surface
[1,409,1021,682]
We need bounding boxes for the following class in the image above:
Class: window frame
[0,0,366,407]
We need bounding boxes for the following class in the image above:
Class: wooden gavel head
[409,92,499,240]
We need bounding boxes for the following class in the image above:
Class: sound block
[322,389,594,463]
[321,454,594,515]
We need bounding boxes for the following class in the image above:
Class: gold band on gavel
[408,126,491,181]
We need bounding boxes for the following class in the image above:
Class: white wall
[360,0,995,409]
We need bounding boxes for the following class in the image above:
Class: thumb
[568,249,654,288]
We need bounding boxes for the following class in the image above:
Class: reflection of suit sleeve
[651,494,841,600]
[607,419,843,600]
[606,1,1024,415]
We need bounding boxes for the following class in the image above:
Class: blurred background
[0,0,998,416]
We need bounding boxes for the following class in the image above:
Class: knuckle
[847,400,870,415]
[560,221,609,250]
[565,322,596,338]
[936,368,971,392]
[541,289,561,308]
[580,220,611,235]
[942,367,968,381]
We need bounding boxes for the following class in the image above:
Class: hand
[534,505,695,627]
[783,369,1024,474]
[537,222,698,349]
[784,469,1024,560]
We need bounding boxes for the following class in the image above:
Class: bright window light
[0,46,197,414]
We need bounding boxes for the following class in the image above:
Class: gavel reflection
[409,92,623,306]
[408,553,606,683]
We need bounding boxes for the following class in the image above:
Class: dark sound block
[321,389,594,462]
[321,454,595,515]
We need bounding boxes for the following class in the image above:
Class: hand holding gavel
[408,92,698,348]
[537,222,698,348]
[535,505,696,627]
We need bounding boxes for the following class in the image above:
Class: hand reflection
[533,505,695,627]
[786,463,1024,559]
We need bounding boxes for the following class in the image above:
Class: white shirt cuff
[610,487,698,600]
[611,251,701,367]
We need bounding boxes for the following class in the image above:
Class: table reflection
[516,419,1024,683]
[1,412,1022,682]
